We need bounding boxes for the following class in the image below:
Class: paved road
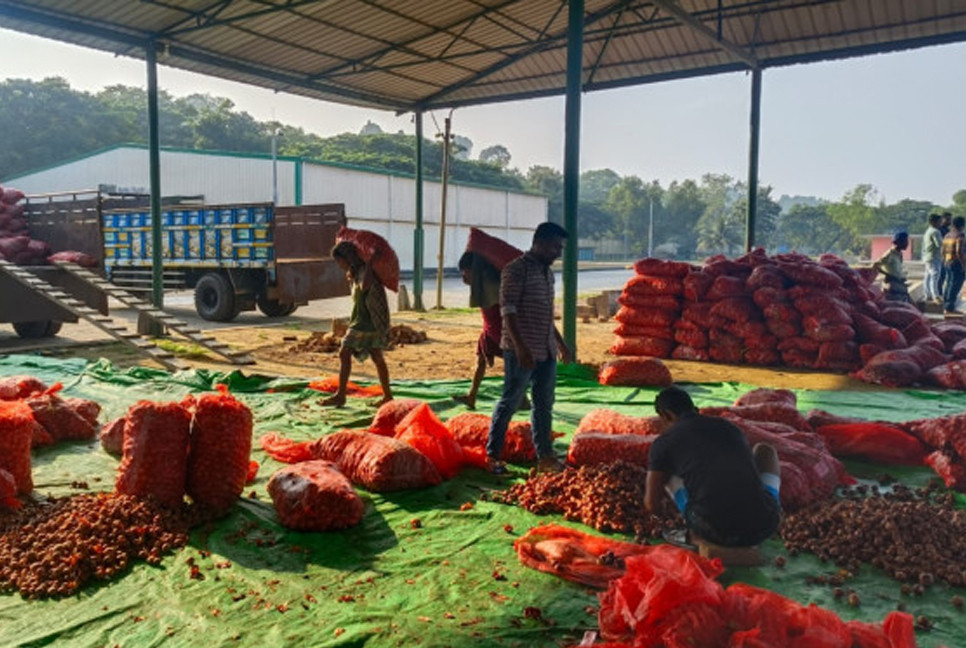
[0,267,634,352]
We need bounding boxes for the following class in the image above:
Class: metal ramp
[53,262,255,365]
[0,259,186,372]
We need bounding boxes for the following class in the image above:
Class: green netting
[1,354,964,647]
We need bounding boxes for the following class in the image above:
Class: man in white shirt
[922,213,944,303]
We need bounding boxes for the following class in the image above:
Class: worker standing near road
[645,386,781,549]
[872,230,911,303]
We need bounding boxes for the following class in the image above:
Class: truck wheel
[256,295,298,318]
[195,273,238,322]
[13,320,62,338]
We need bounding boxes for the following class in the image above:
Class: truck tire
[13,320,62,338]
[256,295,298,318]
[195,273,238,322]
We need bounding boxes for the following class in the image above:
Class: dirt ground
[42,309,872,392]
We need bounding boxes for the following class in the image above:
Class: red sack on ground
[734,388,796,408]
[617,292,681,311]
[446,412,539,463]
[567,433,655,467]
[465,227,522,271]
[744,348,780,366]
[47,250,98,268]
[775,259,844,289]
[726,320,770,343]
[925,451,966,490]
[0,375,47,400]
[622,274,684,297]
[766,318,800,340]
[62,396,101,426]
[369,398,422,436]
[632,258,691,278]
[394,403,464,479]
[598,357,672,387]
[0,400,35,494]
[614,322,674,340]
[751,286,788,309]
[26,391,98,441]
[185,386,253,517]
[576,409,665,436]
[681,301,714,325]
[814,341,859,371]
[0,468,19,510]
[710,297,759,322]
[852,360,922,387]
[671,345,710,361]
[703,402,810,432]
[674,320,708,348]
[761,300,800,323]
[746,265,786,291]
[867,346,948,372]
[802,317,855,343]
[853,312,907,349]
[815,423,927,465]
[683,272,714,302]
[115,401,192,508]
[705,275,746,301]
[267,460,365,531]
[952,338,966,360]
[610,335,673,358]
[311,430,441,492]
[335,225,400,292]
[614,306,677,328]
[805,409,861,429]
[100,416,126,456]
[515,524,656,590]
[926,360,966,390]
[877,307,922,330]
[933,323,966,351]
[259,432,315,463]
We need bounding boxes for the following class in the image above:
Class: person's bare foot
[453,394,476,410]
[322,394,346,407]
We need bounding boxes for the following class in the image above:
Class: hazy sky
[2,27,964,205]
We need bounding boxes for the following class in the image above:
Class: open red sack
[185,385,253,517]
[514,524,656,589]
[567,433,655,467]
[115,401,192,508]
[733,388,796,408]
[0,400,35,494]
[814,422,927,465]
[311,430,441,492]
[99,417,126,456]
[598,356,672,387]
[260,432,315,463]
[267,460,364,531]
[335,225,400,292]
[446,412,538,463]
[26,385,98,442]
[575,409,665,436]
[632,258,691,278]
[0,375,47,400]
[466,227,523,271]
[307,376,383,397]
[393,403,464,479]
[369,398,422,436]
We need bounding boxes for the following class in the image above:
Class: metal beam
[746,67,762,252]
[413,111,426,311]
[146,42,164,311]
[650,0,758,68]
[562,0,584,361]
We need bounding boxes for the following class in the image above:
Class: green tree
[772,203,849,255]
[695,174,742,257]
[662,179,706,260]
[479,144,511,168]
[576,201,616,239]
[605,176,665,257]
[524,166,563,224]
[580,169,621,205]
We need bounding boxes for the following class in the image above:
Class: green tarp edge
[0,354,963,648]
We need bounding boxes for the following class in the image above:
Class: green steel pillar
[146,41,164,309]
[413,110,425,311]
[562,0,584,360]
[746,67,762,252]
[294,157,303,206]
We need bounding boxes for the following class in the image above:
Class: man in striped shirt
[486,222,572,474]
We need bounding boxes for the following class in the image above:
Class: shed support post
[562,0,584,361]
[746,67,762,252]
[413,110,425,311]
[146,41,163,311]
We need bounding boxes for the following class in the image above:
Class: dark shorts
[685,495,781,547]
[477,331,503,363]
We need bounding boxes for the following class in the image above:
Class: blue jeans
[924,258,942,300]
[944,263,965,312]
[486,350,556,460]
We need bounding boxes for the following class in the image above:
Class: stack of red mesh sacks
[900,412,966,491]
[0,185,50,265]
[0,376,100,448]
[700,388,853,511]
[612,258,691,358]
[115,386,252,516]
[567,409,663,467]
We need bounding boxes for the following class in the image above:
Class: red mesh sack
[734,388,796,408]
[623,274,684,297]
[708,343,744,364]
[0,375,47,400]
[815,423,927,465]
[47,251,98,268]
[446,412,537,462]
[567,433,655,467]
[0,468,18,510]
[933,323,966,351]
[185,386,253,517]
[766,318,800,339]
[710,297,759,322]
[610,336,673,358]
[752,286,788,310]
[681,301,713,325]
[683,272,714,301]
[614,323,674,340]
[100,416,126,456]
[632,258,691,278]
[792,294,851,319]
[805,409,861,429]
[28,419,54,448]
[310,430,441,492]
[775,259,843,288]
[62,396,102,426]
[877,307,921,330]
[617,292,680,311]
[927,360,966,390]
[852,312,906,349]
[868,346,947,372]
[925,451,966,490]
[815,341,859,367]
[761,300,800,323]
[746,265,786,291]
[671,345,709,361]
[802,317,854,343]
[115,401,192,508]
[394,403,464,479]
[702,402,810,432]
[0,400,35,494]
[259,432,316,463]
[369,398,422,436]
[614,306,677,328]
[859,343,886,365]
[1,187,25,204]
[0,236,29,260]
[465,227,522,271]
[674,320,708,348]
[335,226,400,292]
[576,409,665,436]
[26,390,98,441]
[705,275,746,300]
[781,350,818,369]
[598,357,672,387]
[705,257,752,278]
[953,338,966,360]
[267,460,365,531]
[726,320,769,342]
[851,360,922,388]
[743,348,780,366]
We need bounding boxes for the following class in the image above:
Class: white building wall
[6,147,546,270]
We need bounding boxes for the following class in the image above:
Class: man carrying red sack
[645,386,781,548]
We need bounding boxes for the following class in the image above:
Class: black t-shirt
[648,411,777,539]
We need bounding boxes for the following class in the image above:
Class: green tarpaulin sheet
[1,354,964,648]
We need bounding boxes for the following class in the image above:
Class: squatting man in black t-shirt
[645,386,782,548]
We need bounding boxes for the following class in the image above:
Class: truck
[1,190,350,338]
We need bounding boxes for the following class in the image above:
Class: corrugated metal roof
[1,0,964,112]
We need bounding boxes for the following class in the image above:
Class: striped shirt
[499,252,556,361]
